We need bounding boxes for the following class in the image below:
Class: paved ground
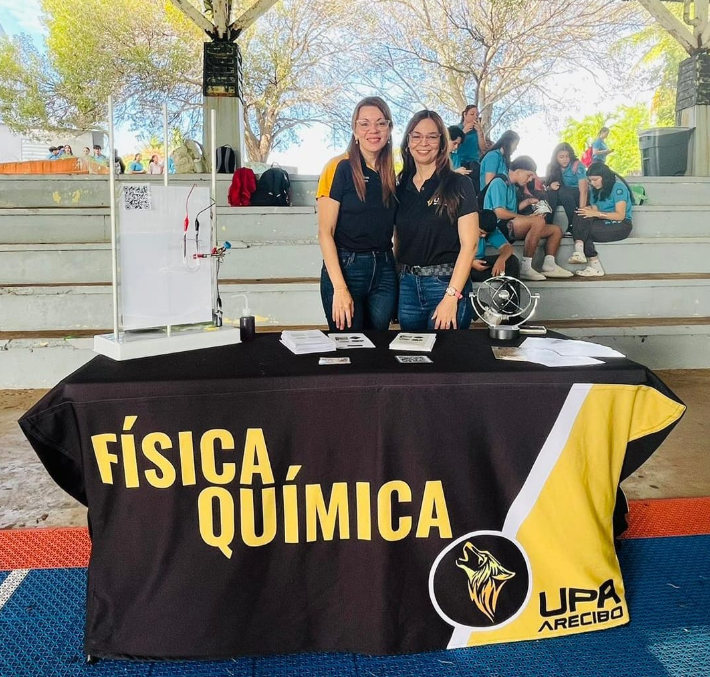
[1,370,708,529]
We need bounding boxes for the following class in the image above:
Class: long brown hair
[346,97,396,205]
[398,110,464,223]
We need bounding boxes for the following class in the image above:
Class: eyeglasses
[409,133,441,144]
[355,119,391,130]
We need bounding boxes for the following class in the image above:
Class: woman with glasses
[316,97,397,331]
[395,110,478,330]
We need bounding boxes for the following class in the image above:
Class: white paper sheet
[521,337,625,358]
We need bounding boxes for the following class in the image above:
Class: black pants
[571,216,632,258]
[462,161,481,197]
[555,186,581,229]
[470,254,520,283]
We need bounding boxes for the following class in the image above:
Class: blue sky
[0,0,45,45]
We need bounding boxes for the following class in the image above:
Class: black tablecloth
[19,330,685,659]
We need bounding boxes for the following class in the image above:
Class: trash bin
[639,127,691,176]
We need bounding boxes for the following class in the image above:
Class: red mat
[1,498,709,571]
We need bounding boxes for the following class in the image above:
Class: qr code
[123,185,151,210]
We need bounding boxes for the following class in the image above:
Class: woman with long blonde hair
[316,96,397,330]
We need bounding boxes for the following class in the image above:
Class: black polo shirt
[395,172,478,266]
[317,154,395,252]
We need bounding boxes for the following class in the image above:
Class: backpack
[478,173,512,238]
[184,139,209,173]
[250,166,291,206]
[171,145,195,174]
[581,146,593,168]
[216,145,237,174]
[478,172,511,208]
[630,184,647,205]
[228,167,257,206]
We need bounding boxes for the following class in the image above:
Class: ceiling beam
[229,0,280,36]
[637,0,697,53]
[168,0,215,35]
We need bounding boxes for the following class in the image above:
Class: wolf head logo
[456,541,516,622]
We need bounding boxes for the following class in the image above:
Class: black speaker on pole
[203,42,244,101]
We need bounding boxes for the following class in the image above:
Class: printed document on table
[328,333,376,349]
[492,346,604,367]
[521,337,625,358]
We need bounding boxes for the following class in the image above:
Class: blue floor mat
[0,535,708,677]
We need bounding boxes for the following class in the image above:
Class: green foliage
[560,112,606,159]
[620,2,687,125]
[0,0,355,162]
[0,0,203,137]
[562,104,651,176]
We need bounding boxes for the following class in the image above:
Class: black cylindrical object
[240,315,255,342]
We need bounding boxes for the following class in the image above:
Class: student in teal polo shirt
[480,130,520,191]
[452,104,487,190]
[447,126,471,175]
[483,156,572,281]
[569,162,633,277]
[546,142,589,229]
[592,127,613,163]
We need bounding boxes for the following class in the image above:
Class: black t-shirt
[395,172,478,266]
[317,154,395,252]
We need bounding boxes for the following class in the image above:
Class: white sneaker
[542,264,574,279]
[568,252,587,264]
[520,268,546,281]
[575,266,605,277]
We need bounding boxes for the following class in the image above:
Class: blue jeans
[320,250,397,331]
[398,271,473,331]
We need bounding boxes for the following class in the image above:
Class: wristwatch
[445,286,463,300]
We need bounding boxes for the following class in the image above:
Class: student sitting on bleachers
[546,142,589,231]
[447,126,472,176]
[482,156,572,281]
[479,130,519,192]
[569,161,633,277]
[471,210,520,282]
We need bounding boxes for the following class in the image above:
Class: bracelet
[445,286,463,300]
[334,286,348,291]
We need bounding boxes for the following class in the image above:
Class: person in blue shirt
[447,125,471,175]
[451,104,488,191]
[46,146,60,160]
[128,153,147,174]
[480,130,520,191]
[592,127,612,164]
[483,156,572,281]
[470,210,520,282]
[546,142,589,230]
[569,162,633,277]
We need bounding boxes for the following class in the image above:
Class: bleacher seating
[0,173,708,386]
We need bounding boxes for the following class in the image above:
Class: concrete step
[552,205,710,237]
[2,317,710,388]
[2,275,710,332]
[0,174,318,210]
[627,176,710,206]
[0,208,110,244]
[2,237,709,285]
[0,206,319,245]
[2,202,709,246]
